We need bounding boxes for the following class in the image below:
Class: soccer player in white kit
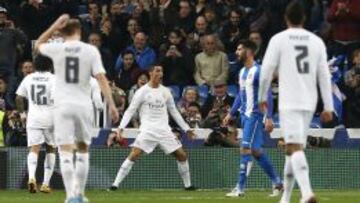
[34,14,119,203]
[258,2,333,203]
[16,55,56,194]
[109,65,196,191]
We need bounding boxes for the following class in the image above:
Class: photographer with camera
[344,49,360,127]
[183,102,202,128]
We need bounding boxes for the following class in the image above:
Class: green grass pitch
[0,189,359,203]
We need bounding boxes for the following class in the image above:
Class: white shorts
[131,132,182,154]
[54,104,95,146]
[280,110,314,145]
[27,128,55,147]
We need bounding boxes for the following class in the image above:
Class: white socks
[113,159,134,187]
[27,152,38,181]
[59,151,75,199]
[291,151,314,201]
[280,156,295,203]
[43,153,56,186]
[75,152,89,196]
[177,160,191,188]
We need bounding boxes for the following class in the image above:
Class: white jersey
[16,72,54,129]
[119,84,190,136]
[259,28,333,112]
[39,41,105,107]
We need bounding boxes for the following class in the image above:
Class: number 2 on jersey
[65,57,79,83]
[31,84,47,105]
[294,46,309,74]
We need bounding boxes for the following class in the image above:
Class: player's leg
[27,144,40,193]
[280,110,315,203]
[40,144,56,193]
[40,129,56,193]
[172,148,194,190]
[26,128,44,193]
[250,118,282,196]
[110,147,143,190]
[55,108,76,201]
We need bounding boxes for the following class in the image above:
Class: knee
[30,145,41,154]
[76,142,89,153]
[285,144,303,156]
[240,147,251,155]
[251,150,262,158]
[175,151,187,162]
[45,144,56,153]
[128,148,142,161]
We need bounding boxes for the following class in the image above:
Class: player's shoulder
[80,41,98,53]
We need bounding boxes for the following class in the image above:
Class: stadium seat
[197,85,209,104]
[227,85,238,97]
[168,85,181,102]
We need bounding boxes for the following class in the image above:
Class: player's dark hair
[59,18,81,36]
[188,102,201,110]
[238,40,257,53]
[34,54,53,72]
[285,0,305,26]
[148,64,163,73]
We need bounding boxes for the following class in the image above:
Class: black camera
[307,136,331,148]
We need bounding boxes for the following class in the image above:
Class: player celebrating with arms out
[109,65,196,191]
[223,40,282,197]
[16,55,56,194]
[259,1,333,203]
[35,14,119,203]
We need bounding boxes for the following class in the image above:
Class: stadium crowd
[0,0,359,147]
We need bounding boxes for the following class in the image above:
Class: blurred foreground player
[35,14,119,203]
[259,1,333,203]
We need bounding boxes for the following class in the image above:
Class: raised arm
[34,14,69,52]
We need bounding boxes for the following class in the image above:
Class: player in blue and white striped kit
[223,40,282,197]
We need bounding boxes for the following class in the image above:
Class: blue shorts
[241,113,265,150]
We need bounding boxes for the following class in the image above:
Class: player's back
[17,71,54,128]
[271,28,327,111]
[49,41,100,106]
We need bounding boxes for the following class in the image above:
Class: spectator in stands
[20,0,53,40]
[118,18,142,51]
[219,8,249,52]
[131,2,151,34]
[88,32,114,79]
[187,15,212,54]
[177,86,200,115]
[160,29,194,86]
[249,30,265,63]
[344,49,360,127]
[327,0,360,57]
[80,1,102,38]
[111,83,127,127]
[19,60,34,78]
[183,102,202,128]
[100,17,122,61]
[114,50,141,91]
[0,7,27,109]
[194,34,229,86]
[115,32,156,71]
[0,77,12,111]
[175,0,196,36]
[127,71,149,103]
[195,0,206,17]
[201,80,234,127]
[203,7,220,33]
[5,110,26,146]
